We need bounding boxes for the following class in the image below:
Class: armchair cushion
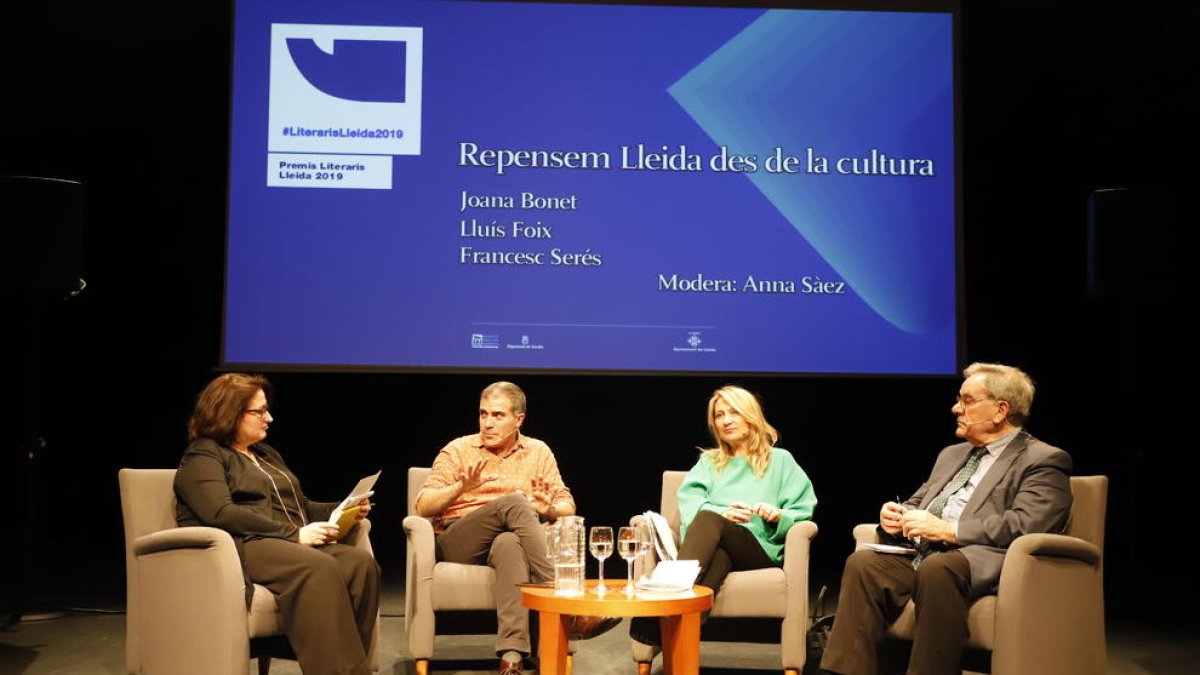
[709,569,787,617]
[431,563,498,610]
[248,586,285,637]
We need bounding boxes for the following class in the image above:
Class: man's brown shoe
[499,656,523,675]
[568,614,622,640]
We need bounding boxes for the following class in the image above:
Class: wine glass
[638,523,654,575]
[589,526,613,594]
[617,526,640,595]
[637,523,653,557]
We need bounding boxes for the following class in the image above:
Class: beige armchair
[118,468,380,675]
[403,467,576,675]
[852,474,1108,675]
[631,470,819,675]
[404,466,501,675]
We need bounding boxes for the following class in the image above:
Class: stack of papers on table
[636,559,700,592]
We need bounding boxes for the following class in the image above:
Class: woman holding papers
[174,373,380,675]
[631,385,817,647]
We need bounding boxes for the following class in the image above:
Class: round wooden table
[520,579,713,675]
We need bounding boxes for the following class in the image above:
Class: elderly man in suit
[820,362,1073,675]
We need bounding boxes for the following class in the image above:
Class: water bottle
[548,515,585,596]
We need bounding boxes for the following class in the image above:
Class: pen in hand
[896,496,921,546]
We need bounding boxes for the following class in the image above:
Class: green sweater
[678,447,817,563]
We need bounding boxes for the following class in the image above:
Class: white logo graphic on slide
[505,333,544,351]
[471,333,500,350]
[673,330,715,354]
[269,23,422,156]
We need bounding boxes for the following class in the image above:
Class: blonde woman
[631,385,817,646]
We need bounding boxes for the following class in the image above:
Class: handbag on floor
[804,584,835,675]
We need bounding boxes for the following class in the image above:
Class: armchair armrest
[133,525,237,556]
[1004,532,1100,567]
[403,515,437,642]
[629,513,669,664]
[852,522,879,546]
[853,525,1099,569]
[340,518,381,669]
[132,525,245,599]
[342,517,375,554]
[782,520,817,593]
[997,532,1102,600]
[130,526,251,674]
[629,514,659,578]
[782,521,818,574]
[993,532,1106,675]
[781,521,818,670]
[403,515,436,570]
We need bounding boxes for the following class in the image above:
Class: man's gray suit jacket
[902,429,1073,598]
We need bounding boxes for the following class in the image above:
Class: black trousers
[631,510,775,644]
[243,538,381,675]
[681,510,776,594]
[820,549,972,675]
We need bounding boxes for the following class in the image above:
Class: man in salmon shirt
[415,381,617,675]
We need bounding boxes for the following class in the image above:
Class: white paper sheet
[857,542,917,556]
[636,559,700,592]
[328,470,382,523]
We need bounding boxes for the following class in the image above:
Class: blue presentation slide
[224,0,959,375]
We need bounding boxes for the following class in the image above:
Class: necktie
[913,446,987,568]
[927,446,988,518]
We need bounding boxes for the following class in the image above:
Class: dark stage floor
[2,584,1196,675]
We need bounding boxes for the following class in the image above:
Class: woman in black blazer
[175,373,380,675]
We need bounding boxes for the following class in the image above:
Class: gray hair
[963,362,1035,426]
[480,381,527,415]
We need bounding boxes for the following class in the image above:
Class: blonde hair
[702,386,778,479]
[963,362,1036,426]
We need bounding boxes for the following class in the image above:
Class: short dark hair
[188,373,272,445]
